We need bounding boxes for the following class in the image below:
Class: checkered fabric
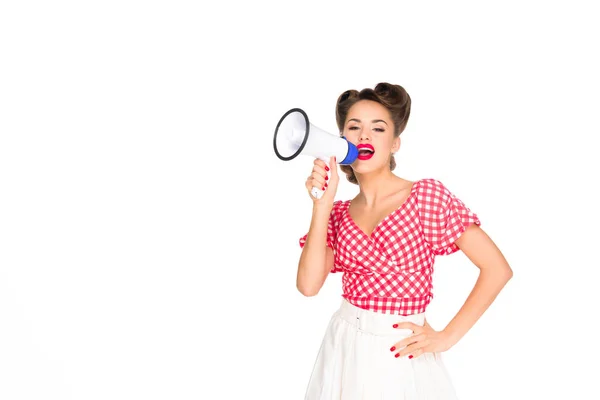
[299,178,480,316]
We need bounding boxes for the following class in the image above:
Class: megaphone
[273,108,358,199]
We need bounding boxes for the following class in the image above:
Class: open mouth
[357,144,375,160]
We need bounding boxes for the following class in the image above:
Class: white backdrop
[1,1,598,399]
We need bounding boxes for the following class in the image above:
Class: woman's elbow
[296,282,320,297]
[505,264,514,280]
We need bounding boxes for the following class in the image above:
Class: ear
[391,136,400,153]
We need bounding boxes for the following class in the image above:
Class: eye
[374,128,385,132]
[348,126,360,130]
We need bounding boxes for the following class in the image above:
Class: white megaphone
[273,108,358,199]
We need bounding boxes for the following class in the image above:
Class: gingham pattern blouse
[299,178,480,316]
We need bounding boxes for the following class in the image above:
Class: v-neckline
[346,180,419,239]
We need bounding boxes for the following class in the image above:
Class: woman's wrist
[312,202,333,215]
[441,326,463,349]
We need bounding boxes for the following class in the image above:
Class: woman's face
[342,100,399,175]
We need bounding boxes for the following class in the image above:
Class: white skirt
[304,299,459,400]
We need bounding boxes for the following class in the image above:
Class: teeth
[359,148,374,153]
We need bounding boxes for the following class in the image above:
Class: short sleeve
[417,179,481,256]
[299,200,342,250]
[298,201,344,273]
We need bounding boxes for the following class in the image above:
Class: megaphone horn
[273,108,358,199]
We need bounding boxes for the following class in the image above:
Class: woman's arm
[441,223,513,346]
[296,204,335,296]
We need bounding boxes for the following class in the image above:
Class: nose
[358,129,371,142]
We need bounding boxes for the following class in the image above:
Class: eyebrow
[348,118,388,126]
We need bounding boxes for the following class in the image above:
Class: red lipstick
[357,144,375,160]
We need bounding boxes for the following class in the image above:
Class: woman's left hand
[389,319,454,359]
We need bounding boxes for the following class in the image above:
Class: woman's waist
[334,296,430,336]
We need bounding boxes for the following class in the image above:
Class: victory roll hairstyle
[335,82,411,184]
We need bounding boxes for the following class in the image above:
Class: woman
[297,82,513,399]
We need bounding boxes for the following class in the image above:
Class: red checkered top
[299,178,480,316]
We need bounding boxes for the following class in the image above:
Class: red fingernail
[325,166,330,171]
[395,353,400,358]
[409,355,413,359]
[390,346,395,352]
[325,176,328,180]
[393,324,398,328]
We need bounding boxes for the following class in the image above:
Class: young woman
[297,82,513,399]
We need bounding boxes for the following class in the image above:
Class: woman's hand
[389,319,454,359]
[305,156,339,204]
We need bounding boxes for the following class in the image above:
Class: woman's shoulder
[413,177,447,190]
[332,199,351,210]
[412,178,454,208]
[412,178,455,196]
[328,200,350,222]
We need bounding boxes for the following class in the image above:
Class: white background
[1,1,598,399]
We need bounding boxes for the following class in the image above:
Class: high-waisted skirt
[304,299,459,399]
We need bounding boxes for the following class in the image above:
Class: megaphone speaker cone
[273,108,358,165]
[273,108,309,161]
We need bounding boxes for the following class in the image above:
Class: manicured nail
[394,353,400,358]
[390,346,395,352]
[409,355,413,359]
[325,175,328,180]
[325,166,330,171]
[393,324,398,328]
[322,186,325,190]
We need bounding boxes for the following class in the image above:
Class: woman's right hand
[305,156,339,204]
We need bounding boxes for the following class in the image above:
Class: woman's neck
[354,170,403,206]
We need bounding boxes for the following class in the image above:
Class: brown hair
[336,82,411,185]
